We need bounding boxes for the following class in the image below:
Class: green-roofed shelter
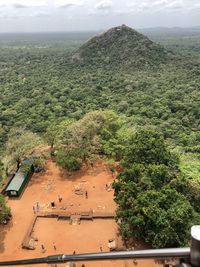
[5,160,34,197]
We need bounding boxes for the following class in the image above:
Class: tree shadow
[27,160,114,189]
[59,160,113,182]
[28,171,47,186]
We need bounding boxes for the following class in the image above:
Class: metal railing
[1,226,200,267]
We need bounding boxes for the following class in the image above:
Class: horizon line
[0,25,200,34]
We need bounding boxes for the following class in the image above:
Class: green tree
[119,187,197,248]
[55,110,124,170]
[4,128,42,172]
[0,160,4,185]
[124,127,179,167]
[0,194,11,224]
[170,176,200,213]
[113,127,195,248]
[56,148,82,171]
[44,123,59,150]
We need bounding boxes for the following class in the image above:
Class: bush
[56,149,82,171]
[0,194,11,224]
[106,158,115,170]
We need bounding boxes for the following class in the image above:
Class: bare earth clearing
[0,160,160,267]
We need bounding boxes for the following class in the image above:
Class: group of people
[41,242,57,253]
[33,195,63,213]
[33,188,93,213]
[51,195,62,208]
[33,202,40,213]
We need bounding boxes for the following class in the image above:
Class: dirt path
[0,160,160,267]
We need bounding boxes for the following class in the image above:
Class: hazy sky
[0,0,199,32]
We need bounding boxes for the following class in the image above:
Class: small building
[5,160,34,197]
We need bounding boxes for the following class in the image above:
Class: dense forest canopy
[0,27,200,246]
[113,127,200,248]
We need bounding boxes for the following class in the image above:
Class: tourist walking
[58,195,62,202]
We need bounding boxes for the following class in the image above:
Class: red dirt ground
[0,160,161,267]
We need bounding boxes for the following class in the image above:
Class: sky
[0,0,200,32]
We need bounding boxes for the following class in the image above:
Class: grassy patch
[180,153,200,181]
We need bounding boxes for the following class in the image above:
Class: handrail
[0,248,190,266]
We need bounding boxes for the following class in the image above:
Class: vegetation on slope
[72,25,168,69]
[180,153,200,181]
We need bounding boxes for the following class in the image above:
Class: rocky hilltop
[71,24,168,68]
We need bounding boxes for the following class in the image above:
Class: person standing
[100,244,103,252]
[36,202,40,212]
[58,195,62,202]
[41,244,46,253]
[33,205,36,214]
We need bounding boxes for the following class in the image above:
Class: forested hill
[0,29,199,179]
[71,25,168,69]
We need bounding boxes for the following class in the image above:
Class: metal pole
[0,248,190,266]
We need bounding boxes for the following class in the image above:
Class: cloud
[153,0,169,6]
[193,3,200,9]
[139,2,151,11]
[0,13,25,19]
[56,0,83,8]
[94,0,113,10]
[126,0,186,13]
[126,1,151,13]
[113,9,134,16]
[165,0,184,10]
[59,3,74,8]
[12,4,28,8]
[30,11,50,17]
[0,10,50,19]
[1,0,46,8]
